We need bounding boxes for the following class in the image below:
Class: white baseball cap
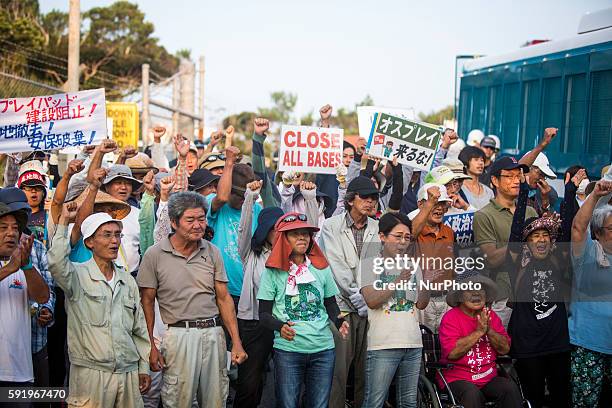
[81,212,123,240]
[426,165,471,186]
[467,129,485,146]
[532,152,556,178]
[576,179,590,195]
[416,183,453,202]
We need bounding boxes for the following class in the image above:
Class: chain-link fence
[0,71,62,99]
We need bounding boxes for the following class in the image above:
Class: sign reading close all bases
[0,88,107,153]
[366,112,443,171]
[106,102,139,148]
[279,125,344,175]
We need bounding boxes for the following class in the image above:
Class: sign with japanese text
[0,89,107,153]
[443,211,475,248]
[279,125,344,175]
[106,102,139,148]
[366,113,442,171]
[357,106,415,141]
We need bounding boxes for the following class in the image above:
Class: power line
[0,38,126,83]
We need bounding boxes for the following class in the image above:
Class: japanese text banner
[366,112,443,171]
[279,125,344,175]
[0,88,107,153]
[443,211,475,248]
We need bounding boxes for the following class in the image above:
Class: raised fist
[254,118,270,135]
[319,104,333,121]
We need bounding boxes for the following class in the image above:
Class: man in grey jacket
[320,176,381,408]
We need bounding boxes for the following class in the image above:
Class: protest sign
[443,211,475,248]
[357,106,415,140]
[366,112,443,171]
[0,89,107,153]
[279,125,344,175]
[106,102,139,148]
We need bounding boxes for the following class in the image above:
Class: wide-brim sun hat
[446,272,499,308]
[102,164,143,191]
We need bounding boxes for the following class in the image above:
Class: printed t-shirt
[508,256,570,358]
[257,264,339,354]
[0,268,33,382]
[439,307,510,388]
[361,263,423,351]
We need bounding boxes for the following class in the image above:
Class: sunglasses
[281,214,307,223]
[204,154,226,162]
[357,193,379,200]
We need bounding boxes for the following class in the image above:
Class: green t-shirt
[257,264,339,353]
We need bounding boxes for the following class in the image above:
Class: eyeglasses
[204,154,226,162]
[387,233,411,242]
[357,193,379,201]
[22,186,45,192]
[97,232,124,240]
[498,174,521,181]
[281,214,307,223]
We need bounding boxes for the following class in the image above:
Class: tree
[258,91,297,124]
[222,111,257,136]
[0,0,179,98]
[300,110,314,126]
[418,105,453,126]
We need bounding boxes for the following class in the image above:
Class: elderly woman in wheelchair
[434,273,523,408]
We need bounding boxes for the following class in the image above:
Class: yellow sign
[106,102,139,148]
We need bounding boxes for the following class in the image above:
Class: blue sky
[41,0,611,127]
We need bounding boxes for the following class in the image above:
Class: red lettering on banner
[284,150,304,167]
[284,131,296,147]
[283,151,290,166]
[306,151,341,169]
[319,132,330,148]
[307,132,318,148]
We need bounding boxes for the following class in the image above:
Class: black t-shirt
[508,256,571,358]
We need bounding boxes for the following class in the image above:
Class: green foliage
[175,49,191,59]
[0,0,179,98]
[222,111,257,136]
[300,110,314,126]
[257,91,297,124]
[418,105,453,126]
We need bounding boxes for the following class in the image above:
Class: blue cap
[0,187,32,215]
[251,207,284,253]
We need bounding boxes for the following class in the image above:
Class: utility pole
[198,55,205,139]
[179,58,195,139]
[172,76,180,136]
[141,64,150,144]
[66,0,80,92]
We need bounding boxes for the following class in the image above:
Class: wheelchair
[416,325,531,408]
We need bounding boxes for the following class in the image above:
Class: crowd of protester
[0,104,611,408]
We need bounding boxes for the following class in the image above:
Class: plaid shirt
[173,156,189,192]
[30,239,55,353]
[345,212,367,258]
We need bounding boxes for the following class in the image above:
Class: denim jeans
[273,348,335,408]
[362,348,422,408]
